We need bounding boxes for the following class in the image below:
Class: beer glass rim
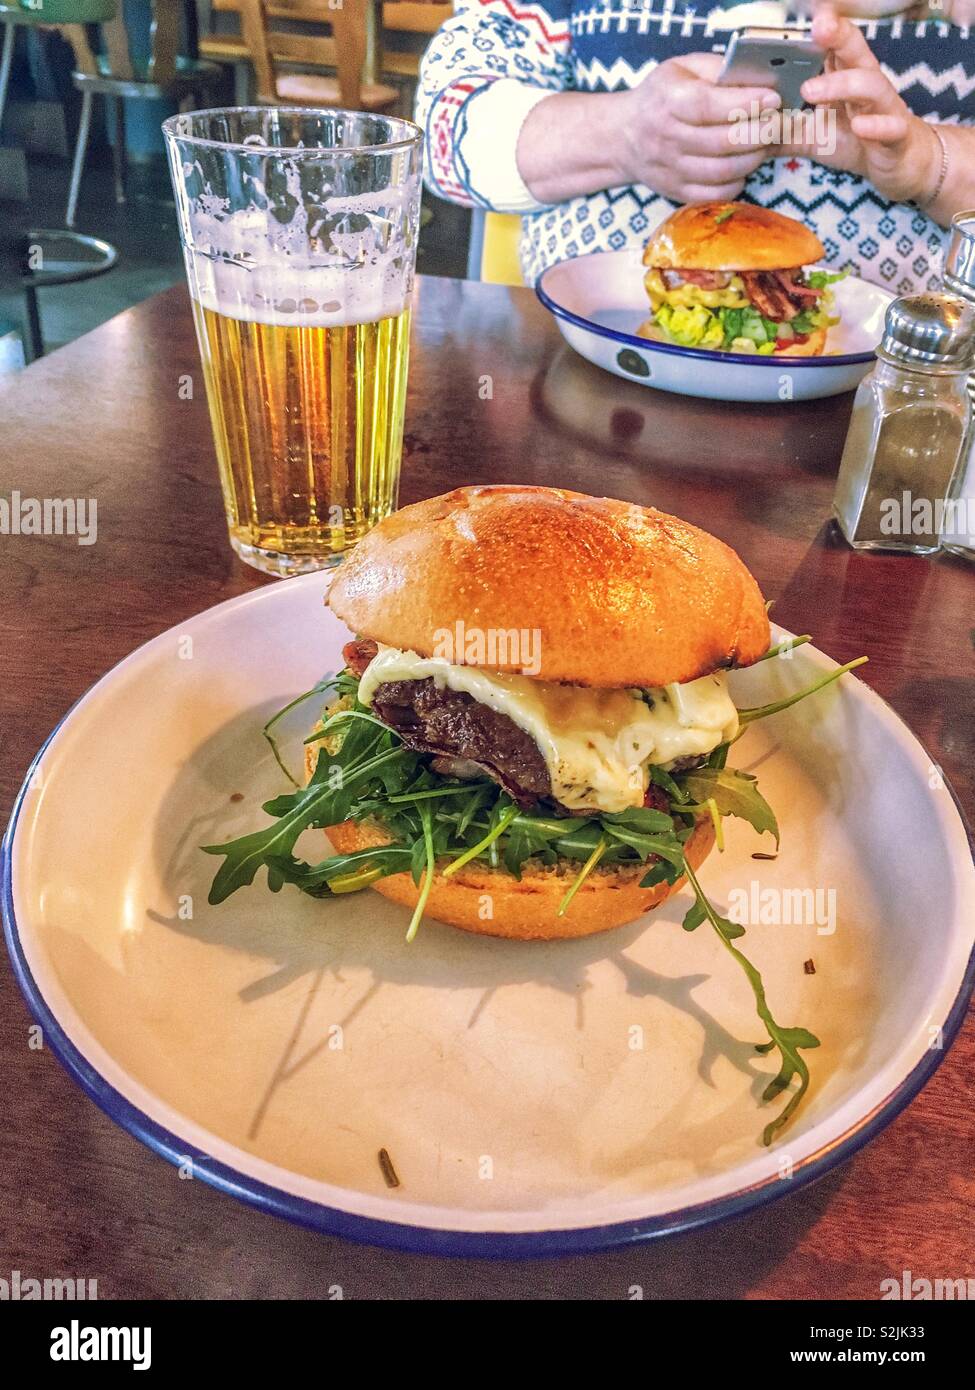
[162,106,422,157]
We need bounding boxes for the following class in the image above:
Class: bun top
[327,487,770,687]
[643,201,824,272]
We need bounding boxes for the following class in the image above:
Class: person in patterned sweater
[415,0,975,291]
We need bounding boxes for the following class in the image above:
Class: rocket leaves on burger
[679,767,780,847]
[202,645,863,1143]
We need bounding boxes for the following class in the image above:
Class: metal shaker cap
[879,292,975,369]
[943,211,975,303]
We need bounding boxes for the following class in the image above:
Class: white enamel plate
[3,575,973,1254]
[537,248,894,403]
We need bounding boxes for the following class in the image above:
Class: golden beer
[191,298,410,573]
[163,106,423,575]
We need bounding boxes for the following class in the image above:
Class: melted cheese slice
[357,646,739,814]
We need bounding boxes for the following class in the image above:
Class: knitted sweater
[415,0,975,290]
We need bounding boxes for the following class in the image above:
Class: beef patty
[341,638,680,813]
[344,638,552,807]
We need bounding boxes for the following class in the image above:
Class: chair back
[64,0,181,85]
[235,0,377,108]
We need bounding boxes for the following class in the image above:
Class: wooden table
[1,278,972,1299]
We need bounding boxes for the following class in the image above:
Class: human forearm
[516,90,631,204]
[517,58,777,207]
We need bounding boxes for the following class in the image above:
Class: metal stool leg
[233,61,249,106]
[112,95,125,204]
[22,281,44,363]
[0,20,15,134]
[66,87,94,229]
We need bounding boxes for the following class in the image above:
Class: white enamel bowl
[3,575,973,1254]
[537,248,894,403]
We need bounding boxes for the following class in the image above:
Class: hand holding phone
[717,28,826,110]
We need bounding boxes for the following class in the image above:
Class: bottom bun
[323,815,716,941]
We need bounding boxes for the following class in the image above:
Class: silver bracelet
[918,125,949,211]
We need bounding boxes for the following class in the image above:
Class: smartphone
[716,27,826,110]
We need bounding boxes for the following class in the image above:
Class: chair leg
[0,21,15,136]
[66,88,94,229]
[112,96,126,204]
[22,282,44,363]
[233,62,250,106]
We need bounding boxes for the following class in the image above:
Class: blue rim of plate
[536,251,880,369]
[3,675,975,1258]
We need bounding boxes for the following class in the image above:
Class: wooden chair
[237,0,398,112]
[64,0,223,227]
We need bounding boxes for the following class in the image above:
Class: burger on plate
[638,201,842,357]
[318,486,769,940]
[204,486,862,1141]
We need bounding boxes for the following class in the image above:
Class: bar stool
[0,0,119,359]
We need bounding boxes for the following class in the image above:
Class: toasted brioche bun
[322,813,715,941]
[327,486,769,687]
[643,202,824,272]
[639,319,828,358]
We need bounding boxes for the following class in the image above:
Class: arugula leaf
[557,836,608,917]
[757,634,812,662]
[266,845,413,897]
[682,860,820,1145]
[406,802,435,942]
[679,767,780,847]
[648,763,689,802]
[601,806,675,833]
[202,743,408,903]
[263,674,341,786]
[737,656,868,729]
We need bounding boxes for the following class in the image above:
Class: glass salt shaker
[940,212,975,558]
[833,294,975,553]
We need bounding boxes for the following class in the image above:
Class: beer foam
[181,183,416,328]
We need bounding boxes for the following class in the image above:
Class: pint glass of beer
[163,108,422,575]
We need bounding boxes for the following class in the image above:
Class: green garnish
[758,634,811,662]
[806,268,848,290]
[715,209,734,225]
[442,801,518,879]
[406,802,436,942]
[202,638,864,1142]
[737,656,868,731]
[680,766,780,847]
[557,836,608,917]
[263,675,343,786]
[682,859,821,1146]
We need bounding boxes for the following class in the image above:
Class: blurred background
[0,0,472,367]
